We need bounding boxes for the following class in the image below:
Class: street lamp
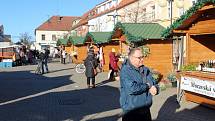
[168,0,173,26]
[107,12,121,25]
[107,0,121,26]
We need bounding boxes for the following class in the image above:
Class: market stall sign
[181,76,215,98]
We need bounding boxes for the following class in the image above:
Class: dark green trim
[110,22,165,43]
[85,32,112,44]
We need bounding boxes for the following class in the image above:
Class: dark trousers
[41,61,45,74]
[63,58,66,64]
[109,64,118,81]
[122,107,152,121]
[109,69,118,81]
[44,59,49,72]
[87,77,95,85]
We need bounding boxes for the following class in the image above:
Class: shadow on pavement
[85,114,120,121]
[0,85,121,121]
[96,79,114,87]
[155,95,215,121]
[0,70,74,103]
[48,67,75,73]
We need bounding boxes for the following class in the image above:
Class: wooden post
[185,33,190,65]
[119,40,122,54]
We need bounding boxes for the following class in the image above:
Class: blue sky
[0,0,104,42]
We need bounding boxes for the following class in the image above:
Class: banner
[181,76,215,98]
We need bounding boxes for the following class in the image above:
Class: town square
[0,0,214,121]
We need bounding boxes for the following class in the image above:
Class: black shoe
[92,84,96,88]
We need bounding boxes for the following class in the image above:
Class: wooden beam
[198,4,215,11]
[111,38,120,40]
[173,30,188,34]
[189,31,215,35]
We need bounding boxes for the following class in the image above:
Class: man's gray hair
[128,47,142,57]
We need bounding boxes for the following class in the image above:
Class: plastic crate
[0,62,3,68]
[3,62,12,68]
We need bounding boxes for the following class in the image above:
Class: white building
[87,0,197,33]
[35,16,79,51]
[88,0,125,32]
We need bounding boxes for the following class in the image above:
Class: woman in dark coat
[84,49,98,88]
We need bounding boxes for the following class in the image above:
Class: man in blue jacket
[120,47,159,121]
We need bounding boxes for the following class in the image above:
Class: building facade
[35,16,79,51]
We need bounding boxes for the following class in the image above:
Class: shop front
[110,22,173,77]
[70,36,86,64]
[84,32,120,72]
[162,1,215,108]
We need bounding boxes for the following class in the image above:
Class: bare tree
[19,32,32,46]
[122,0,155,23]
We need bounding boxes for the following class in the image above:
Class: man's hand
[149,86,157,96]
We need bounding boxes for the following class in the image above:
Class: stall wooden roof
[85,32,112,44]
[71,36,85,45]
[162,0,215,38]
[110,22,165,43]
[57,38,73,46]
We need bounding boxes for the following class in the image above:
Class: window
[41,34,45,40]
[192,0,197,6]
[142,8,146,13]
[108,2,111,8]
[151,5,155,19]
[52,34,56,41]
[167,1,172,19]
[179,8,184,16]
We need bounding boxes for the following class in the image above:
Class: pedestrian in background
[62,50,66,64]
[119,47,159,121]
[38,50,45,74]
[108,48,119,81]
[43,48,50,73]
[84,48,98,88]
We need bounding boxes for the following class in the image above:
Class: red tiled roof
[71,8,96,30]
[36,16,80,31]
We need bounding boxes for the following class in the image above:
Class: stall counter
[180,71,215,109]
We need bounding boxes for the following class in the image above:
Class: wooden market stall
[110,22,173,77]
[56,38,73,54]
[0,46,16,68]
[162,1,215,108]
[70,36,87,64]
[85,32,120,71]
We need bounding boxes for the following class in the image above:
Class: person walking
[62,50,66,64]
[108,48,119,81]
[38,50,45,74]
[43,48,50,73]
[84,48,98,88]
[119,47,159,121]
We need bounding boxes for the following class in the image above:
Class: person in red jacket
[108,48,119,81]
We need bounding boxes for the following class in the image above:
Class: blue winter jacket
[120,59,159,113]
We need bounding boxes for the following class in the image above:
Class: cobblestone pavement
[0,62,214,121]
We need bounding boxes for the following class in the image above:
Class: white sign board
[2,59,13,62]
[181,76,215,98]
